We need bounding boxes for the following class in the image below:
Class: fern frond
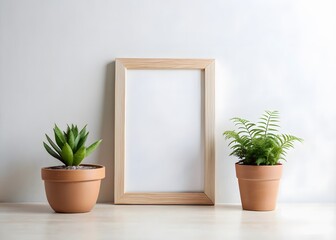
[231,118,255,139]
[257,110,280,137]
[223,130,239,140]
[278,134,303,159]
[223,130,252,160]
[223,111,302,165]
[250,129,263,137]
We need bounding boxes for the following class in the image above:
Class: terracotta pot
[41,164,105,213]
[235,163,282,211]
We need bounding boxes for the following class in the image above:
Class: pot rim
[41,164,105,182]
[235,162,283,167]
[42,164,104,171]
[235,162,282,180]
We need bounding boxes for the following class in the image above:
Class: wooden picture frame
[114,58,215,204]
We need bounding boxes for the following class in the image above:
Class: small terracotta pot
[235,163,282,211]
[41,164,105,213]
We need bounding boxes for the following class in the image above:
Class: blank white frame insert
[125,69,204,192]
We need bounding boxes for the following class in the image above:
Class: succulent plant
[43,124,102,167]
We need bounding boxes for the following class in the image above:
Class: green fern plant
[223,111,302,165]
[43,124,102,167]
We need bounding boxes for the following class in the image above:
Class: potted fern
[41,124,104,213]
[223,111,302,211]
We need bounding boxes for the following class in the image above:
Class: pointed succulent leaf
[86,139,102,157]
[68,130,75,150]
[74,134,81,152]
[77,132,89,150]
[54,124,66,148]
[73,146,86,166]
[64,131,68,141]
[61,143,73,166]
[43,142,64,164]
[79,125,87,137]
[66,124,71,136]
[45,134,61,155]
[73,125,79,138]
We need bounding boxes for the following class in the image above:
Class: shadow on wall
[97,62,115,203]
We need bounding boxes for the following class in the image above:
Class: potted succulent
[41,124,105,213]
[223,111,302,211]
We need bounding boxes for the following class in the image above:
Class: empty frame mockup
[114,58,215,204]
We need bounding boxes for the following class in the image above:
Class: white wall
[0,0,335,203]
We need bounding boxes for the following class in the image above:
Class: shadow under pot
[41,164,105,213]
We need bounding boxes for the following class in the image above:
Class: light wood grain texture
[117,193,213,205]
[117,58,214,69]
[204,61,215,203]
[114,59,126,202]
[114,58,215,205]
